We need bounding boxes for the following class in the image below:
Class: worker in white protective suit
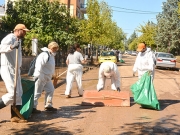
[65,44,87,98]
[0,24,30,123]
[133,43,155,80]
[32,42,59,113]
[97,62,121,92]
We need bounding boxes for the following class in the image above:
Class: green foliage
[128,38,138,51]
[1,0,79,55]
[126,31,138,49]
[156,0,180,54]
[137,21,157,50]
[78,0,125,50]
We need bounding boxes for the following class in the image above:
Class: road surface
[0,55,180,134]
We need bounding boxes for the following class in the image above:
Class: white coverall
[65,51,84,96]
[118,53,122,61]
[0,33,23,105]
[133,48,155,80]
[97,62,120,91]
[33,47,55,108]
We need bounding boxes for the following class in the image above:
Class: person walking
[0,24,30,123]
[65,44,86,98]
[133,42,155,80]
[97,61,121,92]
[32,41,59,113]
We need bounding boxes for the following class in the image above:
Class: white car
[131,51,137,56]
[155,52,176,68]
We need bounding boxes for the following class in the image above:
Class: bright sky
[102,0,166,38]
[0,0,5,5]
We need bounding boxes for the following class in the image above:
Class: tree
[126,31,138,50]
[78,0,125,50]
[1,0,79,55]
[156,0,180,54]
[137,21,157,50]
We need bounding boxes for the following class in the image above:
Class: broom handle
[13,44,19,107]
[56,70,67,78]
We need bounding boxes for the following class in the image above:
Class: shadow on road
[28,105,95,122]
[118,115,180,134]
[158,99,180,110]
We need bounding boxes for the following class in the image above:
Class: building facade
[59,0,86,19]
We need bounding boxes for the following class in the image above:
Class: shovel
[12,44,25,120]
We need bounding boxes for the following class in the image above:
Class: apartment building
[59,0,86,19]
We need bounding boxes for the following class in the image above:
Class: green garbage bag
[130,72,160,110]
[119,59,125,63]
[20,78,36,119]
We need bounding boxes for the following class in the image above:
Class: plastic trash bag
[119,59,125,63]
[130,72,160,110]
[20,78,36,119]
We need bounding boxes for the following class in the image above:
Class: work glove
[148,70,152,75]
[117,87,121,92]
[98,88,103,92]
[11,41,20,49]
[33,76,38,82]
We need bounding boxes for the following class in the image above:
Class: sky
[0,0,166,39]
[102,0,166,38]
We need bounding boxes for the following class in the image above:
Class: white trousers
[97,75,120,91]
[65,64,83,96]
[34,73,54,108]
[1,66,22,105]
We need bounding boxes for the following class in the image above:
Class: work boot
[44,106,57,112]
[0,98,6,109]
[11,116,27,123]
[32,108,41,113]
[11,105,27,123]
[117,87,121,92]
[66,95,71,98]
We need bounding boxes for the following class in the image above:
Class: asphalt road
[0,55,180,135]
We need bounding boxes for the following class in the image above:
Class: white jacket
[133,48,154,79]
[33,47,55,77]
[0,33,22,68]
[97,62,120,90]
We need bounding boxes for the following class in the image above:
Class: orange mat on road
[82,90,130,107]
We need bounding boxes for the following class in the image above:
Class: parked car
[155,52,176,68]
[98,51,117,64]
[131,51,137,56]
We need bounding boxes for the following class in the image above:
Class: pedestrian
[118,51,122,61]
[97,61,121,92]
[0,24,30,123]
[65,44,86,98]
[133,42,155,80]
[32,41,59,113]
[116,50,119,61]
